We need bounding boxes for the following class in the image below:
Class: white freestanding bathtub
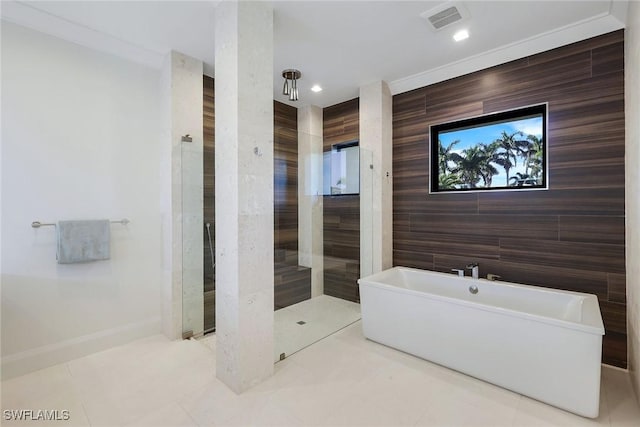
[358,266,605,418]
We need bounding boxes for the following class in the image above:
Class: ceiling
[1,1,628,108]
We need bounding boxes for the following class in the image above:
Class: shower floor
[274,295,361,362]
[198,295,361,362]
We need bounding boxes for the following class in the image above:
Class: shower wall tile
[323,97,360,304]
[274,101,299,255]
[203,75,215,331]
[273,101,311,309]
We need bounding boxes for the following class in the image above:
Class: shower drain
[297,321,306,325]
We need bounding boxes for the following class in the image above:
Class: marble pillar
[298,105,324,297]
[359,81,393,278]
[161,51,204,340]
[214,1,274,393]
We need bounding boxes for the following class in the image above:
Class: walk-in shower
[180,77,364,359]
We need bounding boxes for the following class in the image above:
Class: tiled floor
[273,295,361,362]
[2,321,639,426]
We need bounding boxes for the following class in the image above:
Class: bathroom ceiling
[1,1,627,108]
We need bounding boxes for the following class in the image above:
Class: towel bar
[31,219,130,228]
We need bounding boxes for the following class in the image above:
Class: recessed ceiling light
[311,85,322,93]
[453,29,469,42]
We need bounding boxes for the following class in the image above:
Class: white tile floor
[2,321,640,426]
[273,295,361,362]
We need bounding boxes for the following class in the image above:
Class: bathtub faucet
[466,263,479,280]
[451,268,465,277]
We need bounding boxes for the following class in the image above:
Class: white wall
[626,0,640,404]
[1,22,163,378]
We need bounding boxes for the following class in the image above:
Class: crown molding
[389,4,627,96]
[1,1,164,69]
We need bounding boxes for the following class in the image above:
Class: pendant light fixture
[282,69,301,101]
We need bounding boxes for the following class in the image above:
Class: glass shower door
[181,139,204,338]
[273,135,367,362]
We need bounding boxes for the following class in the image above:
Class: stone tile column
[625,0,640,402]
[298,105,324,297]
[360,81,393,277]
[214,1,274,393]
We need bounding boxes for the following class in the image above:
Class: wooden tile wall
[203,76,215,331]
[274,101,299,254]
[323,98,361,303]
[392,31,627,367]
[274,101,311,309]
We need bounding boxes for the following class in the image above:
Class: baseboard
[1,317,161,380]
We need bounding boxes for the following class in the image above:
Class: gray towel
[57,220,111,264]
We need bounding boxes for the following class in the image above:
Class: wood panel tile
[484,72,623,115]
[393,214,411,230]
[272,100,312,309]
[478,189,625,216]
[403,193,479,214]
[549,73,624,110]
[592,41,624,76]
[324,271,360,302]
[603,331,627,368]
[551,126,625,156]
[203,76,216,331]
[519,51,593,85]
[323,116,345,141]
[559,216,625,245]
[323,100,360,303]
[527,30,622,66]
[274,100,299,255]
[550,165,624,190]
[599,301,627,335]
[499,238,625,274]
[437,52,588,109]
[392,91,426,122]
[393,160,429,180]
[204,290,215,332]
[274,263,311,310]
[396,231,500,260]
[324,257,360,301]
[549,101,624,136]
[393,249,435,271]
[274,101,298,130]
[608,273,626,304]
[410,214,558,240]
[323,98,359,149]
[424,102,484,127]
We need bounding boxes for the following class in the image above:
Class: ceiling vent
[421,2,469,31]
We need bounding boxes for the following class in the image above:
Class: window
[430,103,548,193]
